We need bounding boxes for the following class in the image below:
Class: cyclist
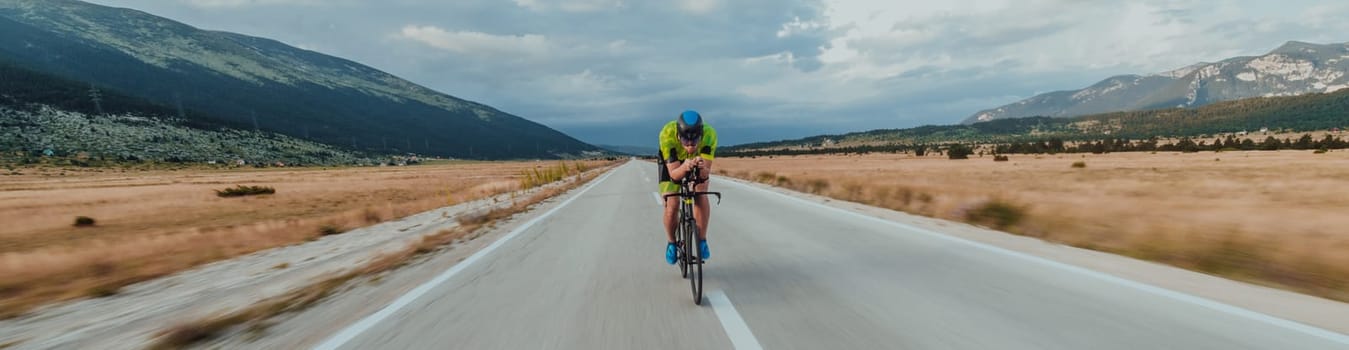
[659,110,718,265]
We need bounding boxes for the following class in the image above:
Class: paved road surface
[313,160,1349,350]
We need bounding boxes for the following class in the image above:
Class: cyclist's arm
[695,128,716,180]
[666,158,698,181]
[694,158,712,182]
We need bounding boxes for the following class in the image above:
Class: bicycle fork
[681,199,703,264]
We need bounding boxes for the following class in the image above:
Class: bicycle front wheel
[686,218,703,305]
[677,211,689,279]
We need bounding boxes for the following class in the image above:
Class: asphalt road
[312,160,1349,350]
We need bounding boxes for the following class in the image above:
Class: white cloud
[816,0,1267,78]
[81,0,1349,146]
[606,40,628,54]
[184,0,322,8]
[776,16,827,38]
[398,26,553,57]
[514,0,625,13]
[678,0,719,14]
[554,69,619,96]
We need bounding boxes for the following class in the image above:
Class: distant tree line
[722,143,921,158]
[724,132,1347,160]
[725,142,985,159]
[991,134,1348,154]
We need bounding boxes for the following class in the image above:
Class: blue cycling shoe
[665,242,678,265]
[698,239,710,260]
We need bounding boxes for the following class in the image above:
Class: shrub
[1314,148,1328,154]
[363,207,383,223]
[159,323,217,350]
[88,261,116,277]
[86,283,120,298]
[966,200,1026,230]
[805,179,830,194]
[993,155,1010,162]
[1191,232,1267,276]
[73,216,97,227]
[216,185,275,197]
[896,187,915,206]
[947,144,972,160]
[1071,161,1086,168]
[518,162,573,190]
[840,182,864,201]
[754,172,777,183]
[318,225,342,236]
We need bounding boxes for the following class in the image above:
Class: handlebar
[662,191,722,205]
[666,165,721,204]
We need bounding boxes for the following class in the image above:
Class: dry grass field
[0,160,614,318]
[720,150,1349,302]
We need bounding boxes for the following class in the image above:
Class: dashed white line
[312,167,620,350]
[707,290,764,350]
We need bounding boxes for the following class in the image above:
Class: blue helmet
[676,110,704,142]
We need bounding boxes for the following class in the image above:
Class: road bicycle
[663,166,721,305]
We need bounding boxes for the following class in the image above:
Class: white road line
[721,179,1349,345]
[707,290,764,350]
[312,167,620,350]
[652,191,663,206]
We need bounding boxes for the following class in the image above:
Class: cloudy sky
[83,0,1349,146]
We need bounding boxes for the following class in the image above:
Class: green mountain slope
[0,0,599,159]
[1,60,369,165]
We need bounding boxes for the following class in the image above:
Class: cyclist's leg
[657,159,680,243]
[693,179,711,241]
[690,162,713,259]
[660,181,680,243]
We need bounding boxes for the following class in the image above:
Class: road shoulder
[721,176,1349,336]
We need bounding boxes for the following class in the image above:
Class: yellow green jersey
[658,121,717,193]
[658,121,718,163]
